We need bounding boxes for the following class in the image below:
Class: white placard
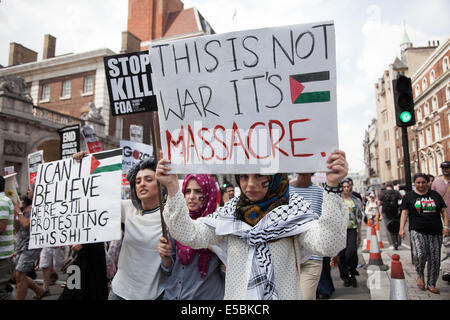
[149,21,337,174]
[28,149,123,249]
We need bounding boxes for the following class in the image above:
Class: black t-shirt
[379,189,402,217]
[400,190,446,235]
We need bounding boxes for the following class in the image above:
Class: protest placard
[58,125,80,159]
[149,21,337,174]
[104,51,158,116]
[28,148,123,249]
[27,150,43,185]
[81,125,103,153]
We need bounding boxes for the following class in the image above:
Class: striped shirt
[290,184,324,261]
[0,192,14,259]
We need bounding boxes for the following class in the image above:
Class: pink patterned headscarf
[176,174,218,277]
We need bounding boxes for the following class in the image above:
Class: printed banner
[129,124,144,143]
[149,21,338,174]
[58,125,80,159]
[28,149,123,249]
[81,125,103,154]
[104,51,157,116]
[119,140,154,173]
[27,150,44,185]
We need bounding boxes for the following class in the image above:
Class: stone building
[374,27,439,186]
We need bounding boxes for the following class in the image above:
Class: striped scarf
[199,192,319,299]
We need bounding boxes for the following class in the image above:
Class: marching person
[0,176,15,300]
[431,161,450,284]
[73,151,166,300]
[399,173,449,294]
[156,149,349,300]
[337,178,362,288]
[158,174,225,300]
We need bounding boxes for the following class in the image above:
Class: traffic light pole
[401,126,412,192]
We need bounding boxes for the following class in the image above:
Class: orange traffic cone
[364,225,389,271]
[363,218,372,253]
[389,254,408,299]
[376,217,384,249]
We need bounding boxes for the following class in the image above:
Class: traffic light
[392,75,415,127]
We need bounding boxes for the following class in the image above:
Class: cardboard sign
[149,21,337,174]
[119,140,154,173]
[28,149,123,249]
[4,173,20,203]
[58,125,80,159]
[28,150,44,185]
[81,125,103,154]
[104,51,158,116]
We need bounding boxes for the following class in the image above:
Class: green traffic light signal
[400,111,412,123]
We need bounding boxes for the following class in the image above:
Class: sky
[1,0,449,174]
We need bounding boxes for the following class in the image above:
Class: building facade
[373,29,439,186]
[409,38,450,179]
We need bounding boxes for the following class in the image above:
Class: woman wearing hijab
[156,150,349,300]
[158,174,225,300]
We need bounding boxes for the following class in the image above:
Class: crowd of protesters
[0,156,449,300]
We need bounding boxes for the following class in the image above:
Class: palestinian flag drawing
[90,149,123,174]
[290,71,331,104]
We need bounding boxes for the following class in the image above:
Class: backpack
[382,191,399,218]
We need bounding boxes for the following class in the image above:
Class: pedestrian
[379,182,403,250]
[73,151,166,300]
[156,149,349,300]
[109,155,166,300]
[431,161,450,284]
[158,174,225,300]
[428,174,435,190]
[58,242,109,300]
[364,192,381,225]
[337,178,362,288]
[0,176,15,300]
[13,186,48,300]
[39,246,65,292]
[399,173,449,294]
[289,173,326,300]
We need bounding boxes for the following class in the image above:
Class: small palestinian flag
[290,71,331,104]
[90,149,123,174]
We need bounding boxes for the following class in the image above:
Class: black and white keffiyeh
[198,192,319,300]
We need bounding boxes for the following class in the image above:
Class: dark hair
[22,195,33,208]
[126,157,167,210]
[413,173,430,183]
[0,176,4,192]
[428,174,434,181]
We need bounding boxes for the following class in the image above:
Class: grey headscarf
[126,156,167,210]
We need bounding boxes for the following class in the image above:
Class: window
[447,86,450,101]
[382,110,388,123]
[424,103,430,116]
[384,130,389,141]
[437,151,444,169]
[422,78,428,91]
[61,80,71,98]
[83,76,94,94]
[444,57,449,73]
[426,126,432,144]
[419,131,424,148]
[417,107,422,121]
[385,148,390,160]
[430,70,435,84]
[434,122,441,140]
[411,139,416,152]
[429,153,436,176]
[432,96,438,110]
[397,147,401,159]
[41,84,50,101]
[415,84,420,96]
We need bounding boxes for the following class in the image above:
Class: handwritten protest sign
[27,150,43,185]
[149,21,337,174]
[28,149,123,249]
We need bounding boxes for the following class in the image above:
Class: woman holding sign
[156,150,349,300]
[158,174,225,300]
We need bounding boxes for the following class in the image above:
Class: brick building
[409,38,450,179]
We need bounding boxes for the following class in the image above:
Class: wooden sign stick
[149,110,167,239]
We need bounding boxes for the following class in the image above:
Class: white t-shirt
[111,200,164,300]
